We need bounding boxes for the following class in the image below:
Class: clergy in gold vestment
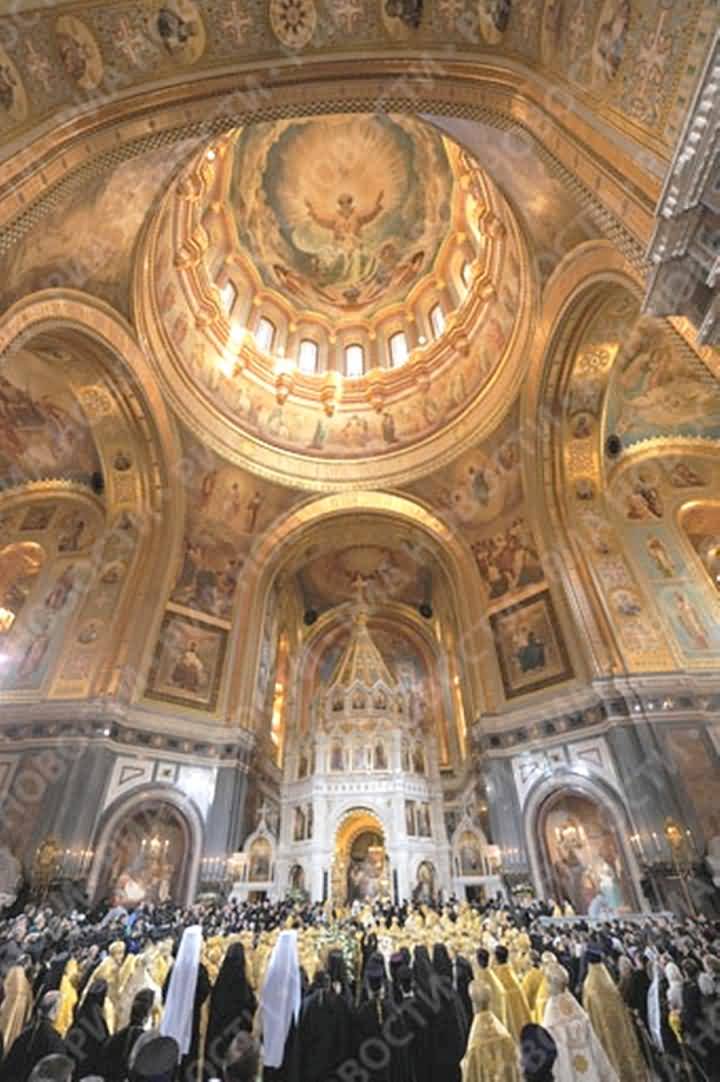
[522,954,544,1021]
[80,940,127,1033]
[493,945,531,1041]
[461,980,521,1082]
[54,958,80,1037]
[543,964,619,1082]
[473,948,508,1028]
[0,964,33,1052]
[582,951,649,1082]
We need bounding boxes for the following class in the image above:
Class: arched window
[220,280,238,315]
[298,339,319,375]
[430,304,445,338]
[345,344,365,378]
[255,316,276,353]
[461,261,473,289]
[389,331,408,368]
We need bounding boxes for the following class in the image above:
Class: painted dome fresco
[137,113,533,489]
[229,114,455,319]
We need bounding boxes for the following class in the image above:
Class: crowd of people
[0,892,718,1082]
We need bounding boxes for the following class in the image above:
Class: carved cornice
[0,698,256,765]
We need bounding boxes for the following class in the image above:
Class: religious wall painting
[145,611,228,711]
[346,830,387,903]
[55,16,104,91]
[0,351,100,485]
[541,792,635,916]
[300,543,425,610]
[1,558,92,692]
[457,830,484,876]
[606,322,720,447]
[153,0,207,64]
[380,0,423,41]
[659,585,720,658]
[103,801,188,907]
[413,860,437,903]
[471,517,544,605]
[681,504,720,596]
[478,0,512,43]
[229,115,453,320]
[171,522,245,620]
[0,141,197,312]
[590,0,631,90]
[405,405,523,529]
[0,47,27,129]
[490,590,572,698]
[20,505,56,534]
[664,728,720,843]
[0,542,46,633]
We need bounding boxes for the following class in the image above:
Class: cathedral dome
[136,113,534,489]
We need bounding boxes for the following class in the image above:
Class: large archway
[87,786,204,907]
[332,808,390,906]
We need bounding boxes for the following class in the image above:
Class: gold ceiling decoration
[135,113,534,490]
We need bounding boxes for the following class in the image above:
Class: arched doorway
[90,794,201,907]
[537,788,637,916]
[332,809,391,905]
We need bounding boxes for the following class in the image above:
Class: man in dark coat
[0,992,66,1082]
[298,958,353,1082]
[100,988,154,1082]
[205,942,257,1078]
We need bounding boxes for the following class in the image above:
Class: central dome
[136,113,534,489]
[229,114,455,321]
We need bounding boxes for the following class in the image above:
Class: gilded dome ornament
[270,0,317,50]
[135,113,534,489]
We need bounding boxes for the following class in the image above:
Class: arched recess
[606,445,720,666]
[224,491,491,731]
[0,63,663,279]
[523,242,680,679]
[87,783,204,907]
[523,770,645,913]
[0,291,184,701]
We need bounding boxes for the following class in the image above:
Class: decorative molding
[644,29,720,345]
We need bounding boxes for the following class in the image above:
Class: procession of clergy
[0,896,717,1082]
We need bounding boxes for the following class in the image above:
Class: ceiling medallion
[270,0,317,50]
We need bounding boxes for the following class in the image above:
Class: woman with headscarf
[206,942,257,1077]
[160,925,209,1082]
[259,929,302,1081]
[65,979,109,1081]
